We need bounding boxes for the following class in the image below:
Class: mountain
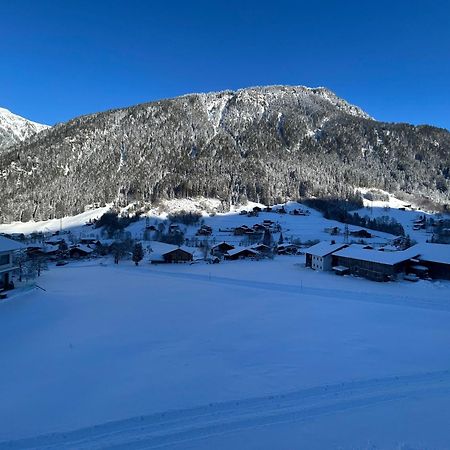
[0,85,449,223]
[0,107,49,150]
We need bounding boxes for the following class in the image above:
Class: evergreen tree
[263,228,273,247]
[132,243,144,266]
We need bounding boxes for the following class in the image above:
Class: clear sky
[1,0,449,129]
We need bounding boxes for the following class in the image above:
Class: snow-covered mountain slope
[0,85,449,223]
[0,107,49,150]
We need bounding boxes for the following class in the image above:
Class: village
[1,198,449,299]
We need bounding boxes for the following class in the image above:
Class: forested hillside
[0,85,449,222]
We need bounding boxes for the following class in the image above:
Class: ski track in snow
[144,269,450,313]
[2,369,450,449]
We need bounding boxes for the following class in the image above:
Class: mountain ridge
[0,107,49,151]
[0,85,448,223]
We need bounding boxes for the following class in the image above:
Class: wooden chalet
[234,225,251,236]
[211,242,235,255]
[162,248,193,263]
[69,244,94,258]
[196,225,212,236]
[225,247,260,261]
[349,229,372,238]
[80,238,101,246]
[27,244,59,257]
[276,243,300,255]
[251,243,272,253]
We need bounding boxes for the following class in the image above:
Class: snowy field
[1,258,450,449]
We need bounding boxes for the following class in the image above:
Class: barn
[409,243,450,280]
[332,245,420,281]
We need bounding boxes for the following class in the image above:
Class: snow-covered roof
[410,243,450,265]
[333,245,419,266]
[43,244,60,254]
[251,244,271,250]
[332,265,349,272]
[162,246,193,256]
[0,235,26,253]
[71,244,93,254]
[305,241,347,257]
[149,242,200,261]
[227,247,260,257]
[45,236,67,244]
[277,243,299,249]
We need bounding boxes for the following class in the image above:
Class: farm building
[305,241,348,271]
[251,243,272,253]
[276,243,300,255]
[409,243,450,280]
[27,244,59,257]
[196,225,212,236]
[211,242,235,255]
[332,245,420,281]
[69,244,94,258]
[350,229,373,238]
[0,236,25,291]
[162,248,194,263]
[225,247,260,261]
[79,238,101,246]
[234,225,251,236]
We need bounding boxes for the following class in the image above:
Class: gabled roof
[305,241,347,257]
[251,244,271,251]
[70,244,93,254]
[227,247,260,257]
[0,236,26,253]
[409,243,450,265]
[211,241,234,250]
[277,243,299,249]
[162,246,193,256]
[333,245,419,266]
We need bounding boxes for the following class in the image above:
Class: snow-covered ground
[0,198,404,250]
[357,188,440,244]
[1,193,444,250]
[1,258,450,449]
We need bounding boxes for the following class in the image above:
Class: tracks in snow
[148,269,450,313]
[3,369,450,449]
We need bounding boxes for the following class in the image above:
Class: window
[0,254,10,266]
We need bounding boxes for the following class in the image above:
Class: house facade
[0,236,25,291]
[305,241,348,271]
[162,248,193,263]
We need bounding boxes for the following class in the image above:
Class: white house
[305,241,348,271]
[0,236,26,291]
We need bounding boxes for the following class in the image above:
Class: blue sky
[1,0,449,129]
